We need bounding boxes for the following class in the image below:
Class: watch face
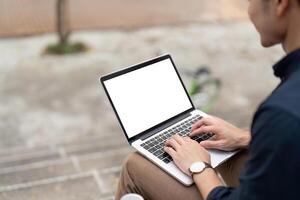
[190,162,205,173]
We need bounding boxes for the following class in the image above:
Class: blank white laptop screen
[103,58,193,139]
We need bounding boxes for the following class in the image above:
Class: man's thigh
[120,152,202,200]
[117,150,248,200]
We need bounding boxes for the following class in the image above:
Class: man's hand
[164,134,224,200]
[190,115,251,151]
[164,134,210,176]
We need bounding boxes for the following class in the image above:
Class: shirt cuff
[207,186,234,200]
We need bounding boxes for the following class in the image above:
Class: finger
[200,140,223,150]
[182,136,190,142]
[164,146,176,158]
[172,134,185,145]
[191,117,213,131]
[165,138,181,151]
[189,125,216,137]
[183,136,195,143]
[191,119,205,132]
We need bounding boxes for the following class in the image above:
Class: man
[115,0,300,199]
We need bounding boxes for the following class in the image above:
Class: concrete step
[0,135,127,169]
[0,158,77,187]
[80,147,132,194]
[0,171,103,200]
[43,131,122,152]
[0,148,61,169]
[0,131,121,158]
[0,147,132,189]
[0,146,54,158]
[33,133,110,148]
[0,136,132,197]
[63,136,127,157]
[99,195,114,200]
[78,147,132,171]
[98,166,122,195]
[77,147,133,195]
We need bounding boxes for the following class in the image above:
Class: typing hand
[189,116,251,151]
[164,134,210,176]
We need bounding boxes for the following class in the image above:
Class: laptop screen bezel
[100,54,195,144]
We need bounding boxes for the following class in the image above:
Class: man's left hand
[164,134,211,176]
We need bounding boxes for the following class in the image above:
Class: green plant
[44,42,88,55]
[183,67,221,113]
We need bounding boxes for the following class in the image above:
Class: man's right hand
[189,115,251,151]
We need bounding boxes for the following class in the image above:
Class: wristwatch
[189,161,213,177]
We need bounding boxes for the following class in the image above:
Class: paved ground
[0,0,248,36]
[0,21,284,199]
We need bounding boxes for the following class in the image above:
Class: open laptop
[100,54,236,186]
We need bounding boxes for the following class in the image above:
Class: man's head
[248,0,300,49]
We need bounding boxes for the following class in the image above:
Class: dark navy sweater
[207,48,300,200]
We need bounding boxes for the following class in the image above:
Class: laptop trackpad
[209,149,238,168]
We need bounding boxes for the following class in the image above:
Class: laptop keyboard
[140,114,214,164]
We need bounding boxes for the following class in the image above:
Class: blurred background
[0,0,283,199]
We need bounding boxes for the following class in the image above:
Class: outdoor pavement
[0,21,284,199]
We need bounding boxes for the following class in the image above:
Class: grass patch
[44,42,88,55]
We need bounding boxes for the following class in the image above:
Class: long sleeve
[207,106,300,200]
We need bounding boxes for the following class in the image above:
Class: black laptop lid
[100,55,194,144]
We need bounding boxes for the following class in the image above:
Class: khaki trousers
[115,150,248,200]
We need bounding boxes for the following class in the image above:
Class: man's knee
[122,152,141,175]
[116,152,142,199]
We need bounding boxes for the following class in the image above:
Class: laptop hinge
[139,112,192,141]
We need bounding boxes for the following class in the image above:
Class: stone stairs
[0,133,133,200]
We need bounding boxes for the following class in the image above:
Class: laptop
[100,54,236,186]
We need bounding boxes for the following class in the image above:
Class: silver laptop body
[100,54,236,186]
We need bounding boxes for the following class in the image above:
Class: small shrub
[44,42,88,55]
